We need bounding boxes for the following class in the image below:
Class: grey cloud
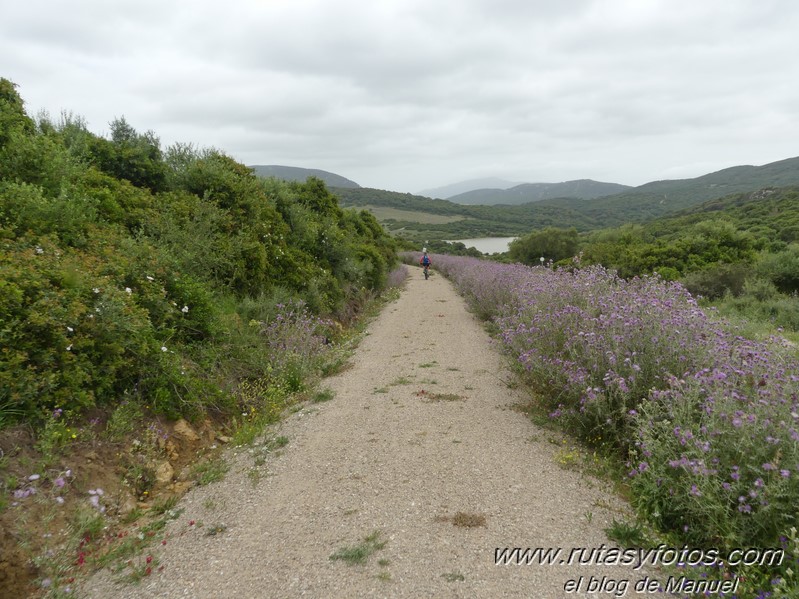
[3,0,799,192]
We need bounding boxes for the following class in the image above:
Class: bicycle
[423,264,430,280]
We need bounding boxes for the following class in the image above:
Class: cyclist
[419,250,431,279]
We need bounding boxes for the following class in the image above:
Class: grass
[205,523,228,536]
[71,506,106,541]
[247,467,264,487]
[442,572,465,582]
[329,530,387,565]
[389,376,413,386]
[419,361,438,368]
[415,390,464,402]
[605,518,648,547]
[150,495,180,516]
[264,435,289,451]
[311,388,335,403]
[189,457,229,486]
[357,205,467,225]
[103,401,144,442]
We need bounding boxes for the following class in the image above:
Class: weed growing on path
[435,512,487,528]
[311,388,335,403]
[329,530,387,565]
[414,390,464,402]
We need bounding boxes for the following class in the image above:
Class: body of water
[449,237,517,255]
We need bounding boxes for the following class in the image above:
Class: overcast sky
[3,0,798,193]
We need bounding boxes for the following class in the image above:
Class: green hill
[333,187,596,238]
[251,165,360,188]
[448,179,631,205]
[569,156,799,225]
[334,156,799,240]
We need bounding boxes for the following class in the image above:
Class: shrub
[681,262,750,299]
[756,244,799,294]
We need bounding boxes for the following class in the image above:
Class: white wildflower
[161,346,168,352]
[182,305,189,313]
[125,287,132,294]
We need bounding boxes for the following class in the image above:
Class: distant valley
[252,156,799,241]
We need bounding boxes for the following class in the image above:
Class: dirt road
[85,267,649,598]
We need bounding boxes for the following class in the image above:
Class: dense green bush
[756,244,799,294]
[0,78,397,427]
[681,263,750,299]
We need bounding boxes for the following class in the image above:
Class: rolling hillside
[448,179,631,205]
[250,165,361,188]
[332,155,799,240]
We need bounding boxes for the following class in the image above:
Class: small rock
[155,461,174,484]
[119,496,138,515]
[173,419,200,443]
[202,419,215,442]
[170,481,192,495]
[216,435,232,444]
[165,440,180,461]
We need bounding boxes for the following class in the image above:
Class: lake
[449,237,517,255]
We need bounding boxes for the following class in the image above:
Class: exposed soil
[0,412,230,597]
[74,267,656,598]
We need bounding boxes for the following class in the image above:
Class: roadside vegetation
[506,187,799,338]
[0,78,403,596]
[411,252,799,597]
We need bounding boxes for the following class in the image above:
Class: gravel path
[84,267,656,598]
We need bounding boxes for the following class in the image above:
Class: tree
[87,116,168,192]
[508,227,579,265]
[0,78,35,148]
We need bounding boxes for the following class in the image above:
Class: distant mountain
[448,179,632,205]
[418,178,519,199]
[250,165,360,189]
[332,155,799,239]
[568,155,799,225]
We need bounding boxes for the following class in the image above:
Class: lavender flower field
[405,252,799,590]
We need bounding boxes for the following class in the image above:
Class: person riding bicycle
[419,251,431,269]
[420,250,432,279]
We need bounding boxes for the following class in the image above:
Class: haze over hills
[249,165,360,189]
[417,178,520,199]
[447,179,632,205]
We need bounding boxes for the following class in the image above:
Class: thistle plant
[416,252,799,594]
